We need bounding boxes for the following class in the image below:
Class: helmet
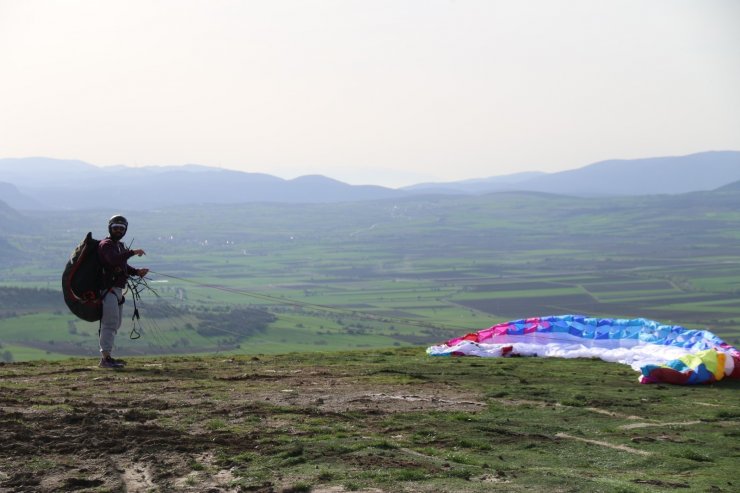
[108,215,128,236]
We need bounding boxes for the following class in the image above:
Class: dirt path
[554,433,653,456]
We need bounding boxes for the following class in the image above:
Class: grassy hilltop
[1,349,738,492]
[2,188,740,491]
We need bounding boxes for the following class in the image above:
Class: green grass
[0,313,75,340]
[2,348,737,491]
[0,343,70,362]
[4,191,740,360]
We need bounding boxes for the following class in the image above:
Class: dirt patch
[555,433,652,456]
[249,374,486,414]
[265,390,486,413]
[619,420,702,430]
[0,360,488,492]
[0,401,212,490]
[632,478,691,488]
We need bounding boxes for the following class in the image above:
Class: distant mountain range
[0,151,738,210]
[0,160,400,210]
[404,151,740,195]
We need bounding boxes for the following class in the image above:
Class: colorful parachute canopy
[426,315,740,385]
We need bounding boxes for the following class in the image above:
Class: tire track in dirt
[555,433,652,456]
[619,420,702,430]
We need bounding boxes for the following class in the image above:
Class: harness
[98,241,147,340]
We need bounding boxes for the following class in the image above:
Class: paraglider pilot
[97,215,148,368]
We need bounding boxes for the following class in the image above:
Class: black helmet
[108,215,128,236]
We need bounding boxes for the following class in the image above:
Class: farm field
[2,189,740,361]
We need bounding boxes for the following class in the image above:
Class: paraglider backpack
[62,232,107,322]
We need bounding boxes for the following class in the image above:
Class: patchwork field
[2,189,740,361]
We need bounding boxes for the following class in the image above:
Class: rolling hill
[1,151,738,210]
[0,158,403,210]
[403,151,740,196]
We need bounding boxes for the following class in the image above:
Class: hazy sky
[1,0,738,186]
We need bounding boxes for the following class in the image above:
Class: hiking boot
[99,356,124,369]
[110,357,126,366]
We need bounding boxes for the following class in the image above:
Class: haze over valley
[1,150,739,210]
[2,149,740,363]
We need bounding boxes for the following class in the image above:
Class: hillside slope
[518,150,740,196]
[0,158,404,210]
[1,349,738,492]
[403,151,740,196]
[2,151,740,209]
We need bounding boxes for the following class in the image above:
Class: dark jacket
[98,238,137,288]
